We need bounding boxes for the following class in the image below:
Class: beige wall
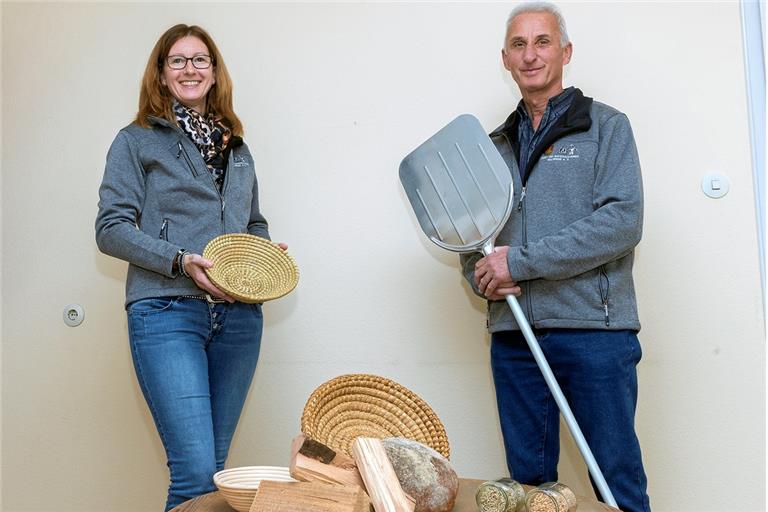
[1,2,764,511]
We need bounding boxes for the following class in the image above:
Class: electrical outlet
[63,304,84,327]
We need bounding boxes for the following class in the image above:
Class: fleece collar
[490,88,593,185]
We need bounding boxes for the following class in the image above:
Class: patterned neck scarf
[173,100,232,191]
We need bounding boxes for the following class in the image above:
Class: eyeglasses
[165,54,213,70]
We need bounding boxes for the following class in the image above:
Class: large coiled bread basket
[300,373,450,459]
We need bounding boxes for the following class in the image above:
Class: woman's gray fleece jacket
[96,116,270,305]
[461,90,643,332]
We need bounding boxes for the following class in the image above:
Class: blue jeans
[491,329,650,512]
[127,297,263,512]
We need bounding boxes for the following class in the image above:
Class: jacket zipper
[598,265,610,326]
[517,186,526,212]
[159,219,169,241]
[520,196,535,325]
[177,139,226,230]
[177,142,199,177]
[498,131,535,325]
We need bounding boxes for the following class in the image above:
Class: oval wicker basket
[301,373,450,459]
[202,234,299,303]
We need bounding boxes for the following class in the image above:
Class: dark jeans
[127,297,263,511]
[491,329,651,512]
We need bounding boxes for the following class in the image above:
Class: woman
[95,24,285,511]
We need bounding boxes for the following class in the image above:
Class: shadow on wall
[395,172,487,317]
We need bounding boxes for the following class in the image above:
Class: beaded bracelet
[178,250,190,278]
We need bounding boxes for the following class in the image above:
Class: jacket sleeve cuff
[506,246,534,282]
[162,244,184,278]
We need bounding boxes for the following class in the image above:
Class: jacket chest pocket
[167,140,213,181]
[159,218,169,241]
[170,140,198,177]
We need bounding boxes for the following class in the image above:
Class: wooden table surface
[171,478,619,512]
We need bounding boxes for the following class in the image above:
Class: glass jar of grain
[475,477,526,512]
[524,482,577,512]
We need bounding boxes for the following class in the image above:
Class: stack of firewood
[248,434,457,512]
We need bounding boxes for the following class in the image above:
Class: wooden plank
[169,492,234,512]
[248,480,370,512]
[289,434,366,488]
[351,437,415,512]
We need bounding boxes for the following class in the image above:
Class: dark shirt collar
[515,86,576,126]
[513,86,576,180]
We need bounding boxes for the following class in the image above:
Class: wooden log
[289,434,365,488]
[351,437,415,512]
[249,480,371,512]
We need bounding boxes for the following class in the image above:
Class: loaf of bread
[382,437,459,512]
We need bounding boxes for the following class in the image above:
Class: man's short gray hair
[506,2,570,47]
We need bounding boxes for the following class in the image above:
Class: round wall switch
[63,304,84,327]
[701,173,730,199]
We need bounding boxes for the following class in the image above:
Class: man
[461,3,651,511]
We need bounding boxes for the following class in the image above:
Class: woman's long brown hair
[135,24,243,136]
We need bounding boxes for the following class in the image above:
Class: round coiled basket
[300,373,450,459]
[202,233,299,303]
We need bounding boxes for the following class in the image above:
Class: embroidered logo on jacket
[232,155,250,168]
[542,144,579,161]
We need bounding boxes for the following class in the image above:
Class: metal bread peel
[398,114,618,508]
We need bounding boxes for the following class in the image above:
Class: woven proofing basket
[213,466,296,512]
[203,234,299,303]
[301,373,450,459]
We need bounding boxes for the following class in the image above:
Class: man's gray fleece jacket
[461,89,643,332]
[96,116,270,305]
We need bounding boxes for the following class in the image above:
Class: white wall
[1,2,764,511]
